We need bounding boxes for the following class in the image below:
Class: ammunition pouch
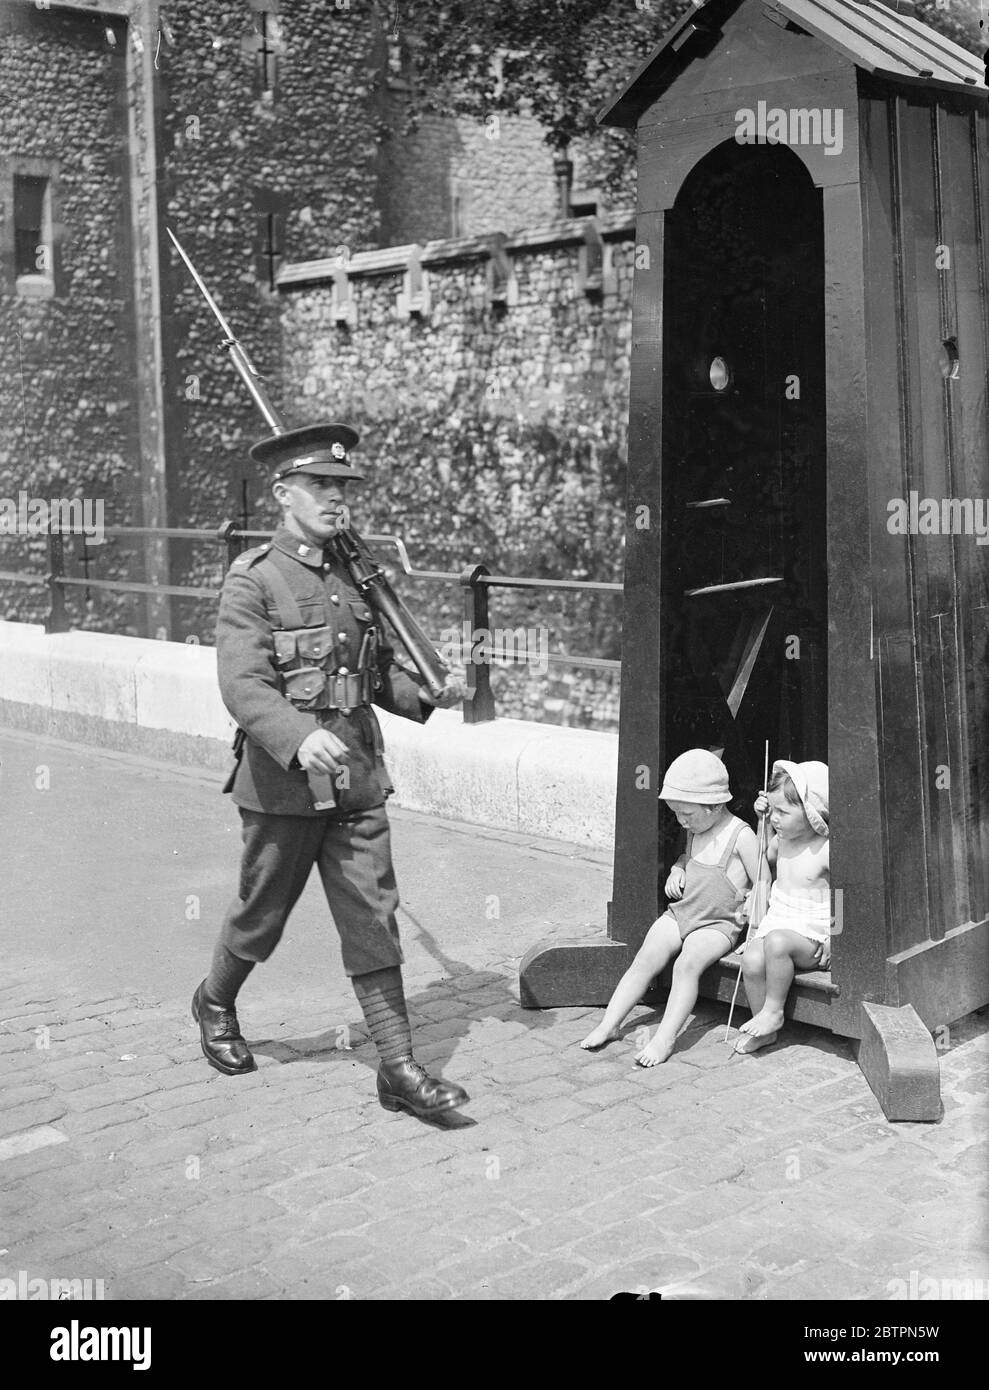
[274,624,376,712]
[273,625,336,668]
[257,555,380,715]
[280,664,375,711]
[283,666,329,706]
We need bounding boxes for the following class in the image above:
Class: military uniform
[215,525,432,972]
[195,421,469,1119]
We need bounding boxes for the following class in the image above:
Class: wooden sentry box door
[659,139,828,879]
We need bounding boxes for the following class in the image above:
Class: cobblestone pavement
[1,729,986,1301]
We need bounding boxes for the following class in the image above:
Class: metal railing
[0,523,623,724]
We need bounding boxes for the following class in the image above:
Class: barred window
[249,1,282,98]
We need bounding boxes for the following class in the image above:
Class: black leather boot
[191,981,255,1075]
[376,1057,469,1118]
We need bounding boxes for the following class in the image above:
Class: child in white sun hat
[735,759,831,1055]
[580,749,764,1065]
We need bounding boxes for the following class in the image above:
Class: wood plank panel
[635,68,860,210]
[967,108,989,918]
[822,176,889,1032]
[858,86,930,956]
[895,91,957,939]
[935,100,989,924]
[972,599,989,920]
[609,206,666,949]
[886,918,989,1028]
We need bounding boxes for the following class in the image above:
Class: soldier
[193,422,471,1119]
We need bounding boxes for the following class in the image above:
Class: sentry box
[520,0,988,1118]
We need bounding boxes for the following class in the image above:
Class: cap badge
[331,442,346,459]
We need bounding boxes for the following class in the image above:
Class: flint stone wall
[0,0,633,731]
[0,5,142,629]
[157,0,382,606]
[271,216,635,730]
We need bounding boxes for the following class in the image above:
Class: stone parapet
[0,621,617,850]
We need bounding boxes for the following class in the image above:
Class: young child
[580,749,763,1065]
[735,759,831,1055]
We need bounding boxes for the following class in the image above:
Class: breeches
[220,805,404,977]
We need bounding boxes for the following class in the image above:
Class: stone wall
[0,4,143,630]
[154,0,577,638]
[269,216,635,729]
[376,108,560,246]
[0,0,635,733]
[279,223,634,562]
[155,0,384,620]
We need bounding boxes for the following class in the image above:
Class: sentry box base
[856,1001,942,1123]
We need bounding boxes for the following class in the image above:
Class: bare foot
[634,1032,675,1067]
[739,1006,785,1037]
[734,1030,778,1054]
[579,1023,620,1050]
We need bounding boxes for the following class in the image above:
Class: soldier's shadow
[249,907,560,1128]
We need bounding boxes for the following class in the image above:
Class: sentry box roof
[598,0,986,128]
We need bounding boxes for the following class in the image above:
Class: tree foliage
[397,0,690,149]
[913,0,984,54]
[392,0,689,200]
[392,0,985,194]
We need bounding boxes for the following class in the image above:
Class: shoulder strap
[717,816,745,870]
[229,543,271,569]
[253,555,307,630]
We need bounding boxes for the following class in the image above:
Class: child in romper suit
[580,749,764,1065]
[735,759,831,1054]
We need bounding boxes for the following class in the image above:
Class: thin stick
[724,741,771,1044]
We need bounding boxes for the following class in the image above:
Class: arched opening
[660,139,828,845]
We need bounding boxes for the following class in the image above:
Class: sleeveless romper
[668,815,747,948]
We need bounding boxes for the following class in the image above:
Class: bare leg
[580,915,681,1049]
[737,930,821,1052]
[741,938,767,1019]
[734,938,774,1053]
[635,927,730,1066]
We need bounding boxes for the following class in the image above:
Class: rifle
[166,226,451,699]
